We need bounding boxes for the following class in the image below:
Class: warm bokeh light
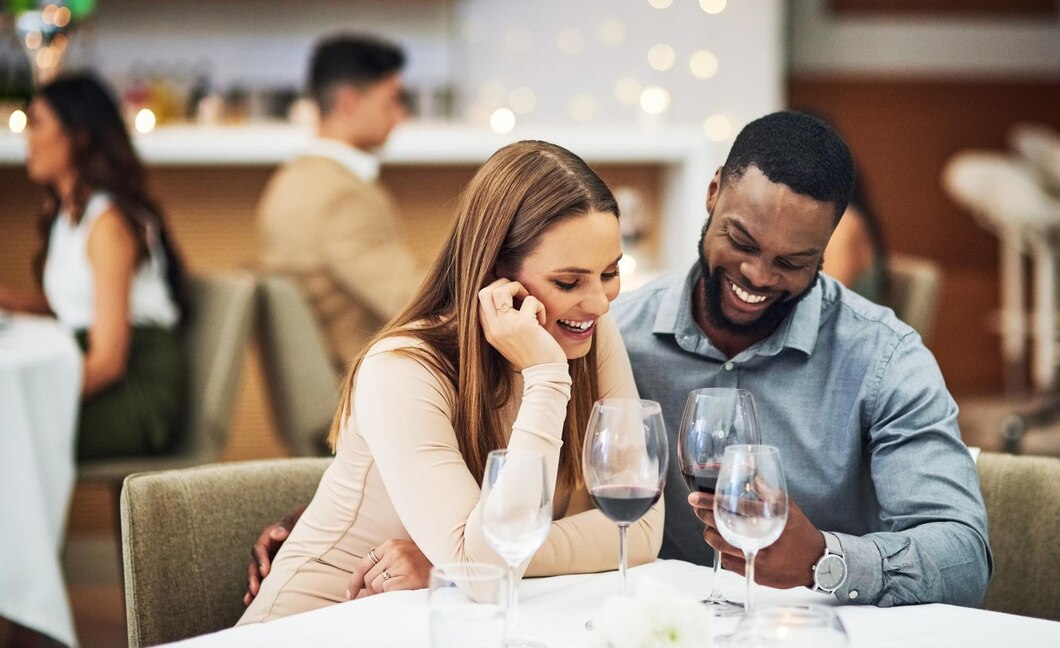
[690,50,719,79]
[567,94,596,122]
[699,0,727,14]
[25,30,43,50]
[52,33,69,51]
[508,87,537,114]
[639,86,670,114]
[597,18,626,47]
[54,6,72,28]
[490,108,515,134]
[36,47,57,69]
[648,0,673,9]
[135,108,157,134]
[41,4,58,25]
[648,44,676,72]
[557,28,585,55]
[618,254,638,277]
[9,109,27,134]
[703,114,732,141]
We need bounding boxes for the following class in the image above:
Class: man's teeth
[558,318,595,331]
[731,282,767,304]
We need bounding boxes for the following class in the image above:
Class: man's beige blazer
[258,155,422,371]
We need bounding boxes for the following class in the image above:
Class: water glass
[428,562,506,648]
[728,605,850,647]
[480,449,551,647]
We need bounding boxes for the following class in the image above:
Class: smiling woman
[238,140,663,625]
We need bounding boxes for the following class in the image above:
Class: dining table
[161,559,1060,647]
[0,313,84,648]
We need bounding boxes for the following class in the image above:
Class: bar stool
[943,152,1060,452]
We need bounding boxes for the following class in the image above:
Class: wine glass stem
[710,548,724,599]
[505,563,519,639]
[744,549,757,612]
[618,524,629,596]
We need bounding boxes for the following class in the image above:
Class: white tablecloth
[164,559,1060,647]
[0,314,83,647]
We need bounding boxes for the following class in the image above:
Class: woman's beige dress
[239,314,664,623]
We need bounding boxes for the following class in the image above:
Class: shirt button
[849,590,859,600]
[724,362,734,371]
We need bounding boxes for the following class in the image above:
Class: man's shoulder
[612,272,677,333]
[259,156,375,218]
[817,275,917,348]
[275,155,363,186]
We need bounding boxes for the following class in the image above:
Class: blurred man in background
[258,34,423,371]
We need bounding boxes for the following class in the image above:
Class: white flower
[590,577,713,648]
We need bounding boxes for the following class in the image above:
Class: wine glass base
[699,597,744,618]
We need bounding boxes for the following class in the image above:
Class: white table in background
[0,314,83,647]
[163,559,1060,648]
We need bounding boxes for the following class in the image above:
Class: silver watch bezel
[812,532,848,594]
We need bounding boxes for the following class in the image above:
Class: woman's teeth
[731,282,767,304]
[558,318,595,332]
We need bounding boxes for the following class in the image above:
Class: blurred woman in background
[822,173,889,304]
[0,72,188,459]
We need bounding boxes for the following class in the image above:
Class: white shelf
[0,121,708,166]
[0,121,722,274]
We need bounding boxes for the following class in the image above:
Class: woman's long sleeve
[351,339,572,579]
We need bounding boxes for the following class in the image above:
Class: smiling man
[613,111,991,608]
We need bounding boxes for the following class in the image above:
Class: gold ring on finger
[497,303,511,313]
[381,571,392,581]
[367,548,380,565]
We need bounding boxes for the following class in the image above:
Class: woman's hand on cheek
[478,278,567,370]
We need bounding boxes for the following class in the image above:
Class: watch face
[815,554,846,590]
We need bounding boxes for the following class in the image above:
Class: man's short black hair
[721,110,856,223]
[309,34,405,114]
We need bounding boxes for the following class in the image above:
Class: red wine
[589,485,661,524]
[682,463,721,494]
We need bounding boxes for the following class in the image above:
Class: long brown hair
[328,140,620,488]
[30,73,189,320]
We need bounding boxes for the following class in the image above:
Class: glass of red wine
[582,398,668,596]
[677,388,761,616]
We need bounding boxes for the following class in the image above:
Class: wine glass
[677,388,761,615]
[480,449,552,648]
[714,444,788,613]
[582,398,668,596]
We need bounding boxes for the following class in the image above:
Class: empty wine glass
[714,444,788,613]
[677,388,761,615]
[729,605,850,647]
[480,449,552,648]
[582,398,668,596]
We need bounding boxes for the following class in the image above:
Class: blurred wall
[66,0,784,130]
[787,0,1060,395]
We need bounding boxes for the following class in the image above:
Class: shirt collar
[303,137,380,182]
[653,263,822,358]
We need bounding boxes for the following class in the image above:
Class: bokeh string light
[5,0,96,85]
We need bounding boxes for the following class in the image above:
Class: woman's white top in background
[42,192,179,330]
[0,315,84,647]
[161,560,1060,648]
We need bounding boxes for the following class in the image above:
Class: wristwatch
[811,531,848,594]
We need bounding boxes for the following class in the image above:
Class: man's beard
[696,220,818,338]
